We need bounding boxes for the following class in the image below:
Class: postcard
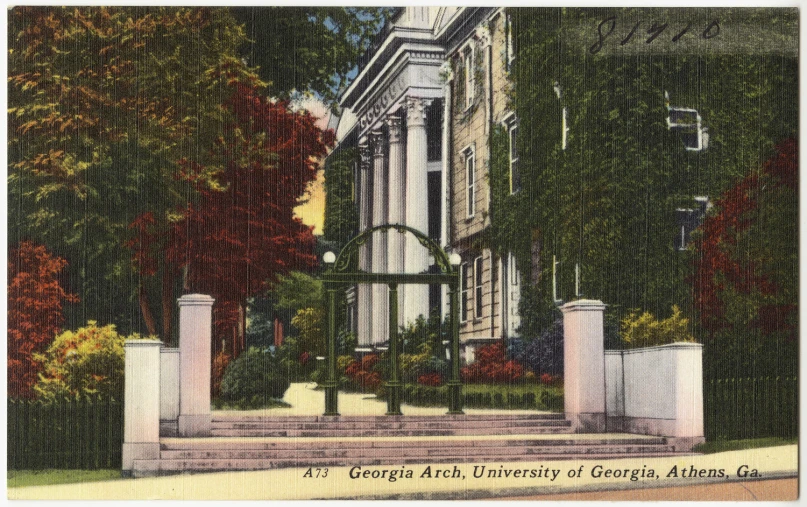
[6,6,798,501]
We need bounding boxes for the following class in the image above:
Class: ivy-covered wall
[497,8,797,336]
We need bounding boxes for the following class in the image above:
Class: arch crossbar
[321,224,462,416]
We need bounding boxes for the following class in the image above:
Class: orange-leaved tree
[8,241,78,398]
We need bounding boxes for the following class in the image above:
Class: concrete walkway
[9,445,798,500]
[213,382,547,417]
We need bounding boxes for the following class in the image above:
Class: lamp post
[447,253,464,414]
[322,251,339,416]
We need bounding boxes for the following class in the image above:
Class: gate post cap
[560,299,606,313]
[178,294,215,306]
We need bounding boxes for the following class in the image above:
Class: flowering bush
[620,305,694,349]
[33,321,135,400]
[461,342,524,384]
[417,372,443,387]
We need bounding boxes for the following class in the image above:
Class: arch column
[370,129,389,345]
[403,96,431,324]
[387,114,406,328]
[357,140,373,347]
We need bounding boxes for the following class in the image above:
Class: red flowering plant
[461,341,524,384]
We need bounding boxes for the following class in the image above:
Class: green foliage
[219,347,290,407]
[232,8,393,105]
[400,313,446,355]
[291,307,326,356]
[504,7,798,329]
[273,272,324,313]
[32,322,142,400]
[620,305,695,349]
[323,148,360,250]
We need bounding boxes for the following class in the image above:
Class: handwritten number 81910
[589,17,720,54]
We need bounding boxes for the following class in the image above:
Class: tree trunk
[139,284,158,337]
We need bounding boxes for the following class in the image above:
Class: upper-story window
[554,81,569,150]
[665,91,709,151]
[506,14,515,71]
[465,145,476,217]
[676,196,710,250]
[509,122,521,193]
[463,45,475,110]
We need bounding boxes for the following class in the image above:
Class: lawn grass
[8,469,121,488]
[694,437,798,454]
[211,398,291,410]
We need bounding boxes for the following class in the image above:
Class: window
[508,122,521,193]
[505,14,515,70]
[675,196,710,250]
[508,252,520,286]
[460,262,470,322]
[465,146,475,217]
[554,81,569,150]
[463,45,475,110]
[665,91,708,151]
[474,256,484,319]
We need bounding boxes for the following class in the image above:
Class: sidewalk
[8,445,797,500]
[215,382,545,416]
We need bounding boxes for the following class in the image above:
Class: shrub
[33,321,134,400]
[461,341,524,384]
[291,307,325,356]
[517,318,564,376]
[8,241,78,398]
[621,305,695,349]
[220,347,290,406]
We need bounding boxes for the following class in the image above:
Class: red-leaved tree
[133,82,333,358]
[8,241,78,398]
[692,138,798,377]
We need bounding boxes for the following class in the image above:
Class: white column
[357,140,373,347]
[387,114,406,328]
[370,129,389,345]
[561,299,607,432]
[122,339,162,475]
[404,96,431,324]
[177,293,214,437]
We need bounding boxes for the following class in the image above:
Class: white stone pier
[177,294,214,437]
[122,339,162,475]
[561,299,607,432]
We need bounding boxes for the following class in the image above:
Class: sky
[292,95,331,235]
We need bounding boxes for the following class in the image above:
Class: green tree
[8,7,257,338]
[232,8,394,104]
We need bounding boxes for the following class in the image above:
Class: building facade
[326,7,518,357]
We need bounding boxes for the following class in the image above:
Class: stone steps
[134,415,690,477]
[208,414,572,437]
[161,444,677,460]
[209,427,574,437]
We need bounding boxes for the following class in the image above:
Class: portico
[342,8,448,346]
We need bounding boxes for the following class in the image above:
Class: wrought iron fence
[7,396,123,470]
[704,376,798,441]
